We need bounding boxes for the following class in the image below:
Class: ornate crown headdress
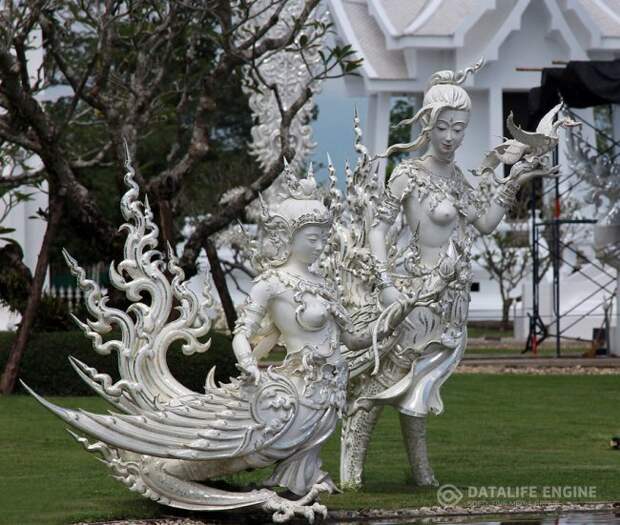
[250,159,332,269]
[258,158,331,233]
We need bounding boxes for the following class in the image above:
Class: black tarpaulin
[528,59,620,127]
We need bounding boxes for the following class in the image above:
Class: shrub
[0,330,237,396]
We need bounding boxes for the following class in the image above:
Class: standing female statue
[24,150,448,522]
[339,62,561,488]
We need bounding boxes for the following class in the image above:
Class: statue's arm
[472,197,509,235]
[339,296,411,351]
[368,170,410,304]
[472,159,560,235]
[368,170,409,263]
[340,283,443,351]
[231,278,271,384]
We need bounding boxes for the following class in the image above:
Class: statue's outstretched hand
[236,356,261,385]
[509,158,560,186]
[494,159,560,210]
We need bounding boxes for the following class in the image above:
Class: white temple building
[328,0,620,172]
[327,0,620,345]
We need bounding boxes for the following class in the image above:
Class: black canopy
[528,59,620,127]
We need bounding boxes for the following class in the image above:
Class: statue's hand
[495,159,560,210]
[236,356,260,385]
[509,158,560,186]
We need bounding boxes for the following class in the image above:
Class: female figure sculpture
[339,63,561,488]
[24,148,447,522]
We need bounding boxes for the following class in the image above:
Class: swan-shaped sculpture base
[22,144,335,523]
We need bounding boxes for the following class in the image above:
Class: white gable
[328,0,620,93]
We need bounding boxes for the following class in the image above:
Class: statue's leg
[263,431,340,496]
[339,376,385,489]
[399,413,438,487]
[340,403,383,488]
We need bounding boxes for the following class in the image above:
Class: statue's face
[290,224,328,265]
[430,108,470,160]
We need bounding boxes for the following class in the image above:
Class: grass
[263,343,590,362]
[466,345,590,356]
[1,375,619,525]
[467,325,512,339]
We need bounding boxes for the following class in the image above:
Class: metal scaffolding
[524,108,620,356]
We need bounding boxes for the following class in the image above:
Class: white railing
[44,285,83,313]
[43,263,107,313]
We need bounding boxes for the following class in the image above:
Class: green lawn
[264,345,589,362]
[1,374,619,525]
[467,325,512,339]
[465,345,589,356]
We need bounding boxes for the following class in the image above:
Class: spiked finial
[258,192,268,214]
[327,153,337,188]
[121,137,132,170]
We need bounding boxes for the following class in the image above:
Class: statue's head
[256,161,331,269]
[379,59,483,159]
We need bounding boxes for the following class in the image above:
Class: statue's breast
[427,198,458,226]
[296,293,329,331]
[269,287,332,337]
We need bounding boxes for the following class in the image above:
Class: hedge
[0,330,238,396]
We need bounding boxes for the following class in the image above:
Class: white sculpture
[565,126,620,355]
[329,61,562,488]
[22,143,450,522]
[236,0,328,173]
[474,102,580,177]
[20,56,572,518]
[566,126,620,267]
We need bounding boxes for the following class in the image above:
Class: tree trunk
[158,199,175,249]
[0,191,64,395]
[502,297,513,331]
[204,238,237,333]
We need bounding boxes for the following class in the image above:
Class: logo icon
[437,484,464,506]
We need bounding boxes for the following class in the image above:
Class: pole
[553,146,561,357]
[530,178,539,355]
[615,270,620,356]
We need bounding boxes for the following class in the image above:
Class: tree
[386,97,415,179]
[473,175,587,329]
[473,220,531,329]
[0,0,360,394]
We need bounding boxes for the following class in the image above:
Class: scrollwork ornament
[232,0,329,173]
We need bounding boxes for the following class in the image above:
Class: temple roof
[367,0,495,41]
[331,0,408,79]
[576,0,620,38]
[328,0,620,84]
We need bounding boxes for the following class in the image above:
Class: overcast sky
[309,76,369,186]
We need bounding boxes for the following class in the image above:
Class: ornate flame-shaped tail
[63,140,215,412]
[321,107,384,308]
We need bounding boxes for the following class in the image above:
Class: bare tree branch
[0,172,43,186]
